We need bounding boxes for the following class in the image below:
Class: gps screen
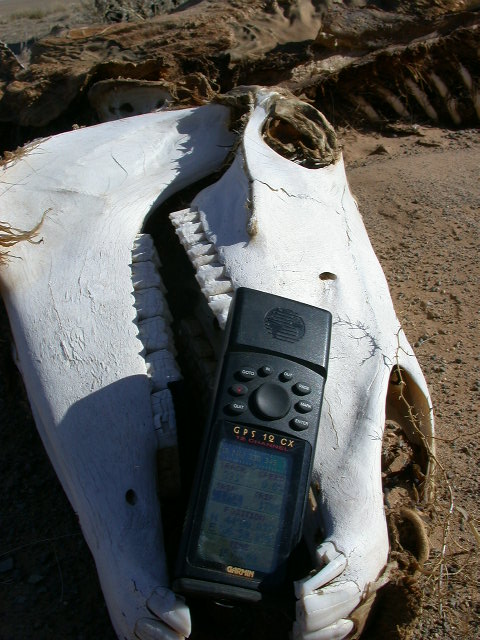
[195,438,293,574]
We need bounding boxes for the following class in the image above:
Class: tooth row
[131,234,182,497]
[131,261,166,292]
[132,233,161,266]
[134,288,172,323]
[170,208,234,328]
[145,350,181,392]
[137,316,176,355]
[208,293,233,329]
[151,389,177,447]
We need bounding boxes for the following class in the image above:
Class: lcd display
[195,438,292,574]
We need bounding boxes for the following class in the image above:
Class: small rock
[416,138,442,148]
[27,573,44,585]
[369,143,390,155]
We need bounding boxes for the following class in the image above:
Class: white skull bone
[0,88,434,640]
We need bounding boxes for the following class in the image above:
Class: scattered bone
[352,96,382,123]
[458,63,480,119]
[89,79,173,122]
[403,79,439,122]
[429,72,461,125]
[376,86,410,118]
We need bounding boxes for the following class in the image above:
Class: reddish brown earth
[0,2,479,640]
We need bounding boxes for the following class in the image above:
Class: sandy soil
[0,0,93,45]
[0,4,479,640]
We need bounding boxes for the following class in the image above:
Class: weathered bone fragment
[89,79,173,122]
[0,87,434,639]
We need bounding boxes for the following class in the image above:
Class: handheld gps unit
[173,287,332,602]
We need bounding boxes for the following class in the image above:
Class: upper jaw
[0,104,234,639]
[0,88,434,640]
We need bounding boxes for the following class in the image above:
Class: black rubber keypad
[219,353,324,443]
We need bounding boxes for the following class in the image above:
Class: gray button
[237,368,256,381]
[290,417,309,431]
[293,382,311,396]
[296,400,313,414]
[259,365,273,377]
[227,401,247,415]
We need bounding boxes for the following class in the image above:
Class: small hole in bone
[319,272,337,281]
[125,489,137,505]
[119,102,134,114]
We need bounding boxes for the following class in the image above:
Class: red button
[230,384,248,396]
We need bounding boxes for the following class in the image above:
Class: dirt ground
[0,3,479,640]
[0,0,94,46]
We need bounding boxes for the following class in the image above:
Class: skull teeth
[170,208,234,327]
[207,293,233,328]
[131,261,167,293]
[137,316,177,355]
[145,350,181,392]
[151,389,177,447]
[296,582,362,633]
[134,288,172,323]
[146,587,192,637]
[131,234,182,501]
[132,233,161,266]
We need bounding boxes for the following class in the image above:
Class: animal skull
[0,88,434,640]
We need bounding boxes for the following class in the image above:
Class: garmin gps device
[173,287,332,602]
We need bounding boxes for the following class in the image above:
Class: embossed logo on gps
[264,307,305,343]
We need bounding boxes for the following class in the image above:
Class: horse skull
[0,87,434,640]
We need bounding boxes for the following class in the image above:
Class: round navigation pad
[252,383,291,420]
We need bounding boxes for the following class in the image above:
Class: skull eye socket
[262,95,340,169]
